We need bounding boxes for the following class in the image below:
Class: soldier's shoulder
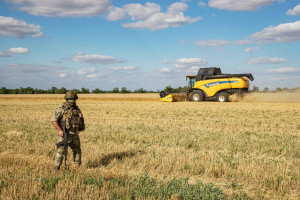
[57,102,68,111]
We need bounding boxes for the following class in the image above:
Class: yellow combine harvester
[160,67,254,102]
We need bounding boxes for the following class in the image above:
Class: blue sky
[0,0,300,91]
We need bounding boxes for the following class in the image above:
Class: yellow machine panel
[194,77,249,97]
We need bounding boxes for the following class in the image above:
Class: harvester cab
[160,67,254,102]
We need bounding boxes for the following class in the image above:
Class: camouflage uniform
[51,102,83,168]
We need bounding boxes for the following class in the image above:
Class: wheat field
[0,93,299,199]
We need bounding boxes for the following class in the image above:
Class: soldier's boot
[73,150,82,166]
[54,149,64,170]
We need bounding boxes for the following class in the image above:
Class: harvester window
[188,78,196,88]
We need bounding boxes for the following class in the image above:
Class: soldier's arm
[51,107,64,137]
[52,122,64,137]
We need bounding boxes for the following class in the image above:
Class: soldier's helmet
[64,90,78,100]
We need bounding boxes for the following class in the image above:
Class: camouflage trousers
[54,133,82,168]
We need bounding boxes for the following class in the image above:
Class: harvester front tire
[217,92,229,102]
[160,91,167,98]
[191,90,205,101]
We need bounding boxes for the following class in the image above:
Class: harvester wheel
[217,92,229,102]
[160,91,167,98]
[191,90,205,101]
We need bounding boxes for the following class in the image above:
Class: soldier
[51,90,85,170]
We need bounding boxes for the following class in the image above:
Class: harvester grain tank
[160,67,254,102]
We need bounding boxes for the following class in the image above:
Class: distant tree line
[0,86,157,94]
[1,86,299,94]
[251,86,300,93]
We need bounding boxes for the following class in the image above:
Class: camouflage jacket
[51,102,83,134]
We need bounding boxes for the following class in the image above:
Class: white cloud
[244,47,260,53]
[175,57,207,68]
[233,40,252,45]
[0,16,44,38]
[162,59,169,64]
[251,21,300,43]
[78,68,102,78]
[208,0,275,11]
[8,47,29,54]
[59,73,66,77]
[157,68,171,73]
[86,74,97,78]
[6,0,111,17]
[195,39,230,47]
[167,2,188,13]
[106,6,127,21]
[120,2,201,30]
[268,67,300,73]
[198,1,206,7]
[287,4,300,16]
[0,47,29,57]
[71,52,124,64]
[107,66,138,71]
[248,57,287,64]
[124,2,161,20]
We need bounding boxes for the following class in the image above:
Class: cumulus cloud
[0,16,44,38]
[248,57,287,64]
[287,4,300,16]
[77,68,103,78]
[71,52,124,64]
[107,66,138,71]
[157,68,171,73]
[208,0,275,11]
[175,57,207,68]
[0,47,29,57]
[244,47,260,53]
[106,6,127,21]
[6,0,111,17]
[251,21,300,43]
[268,67,300,73]
[107,2,201,30]
[124,2,161,21]
[195,39,230,47]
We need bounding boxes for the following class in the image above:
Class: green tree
[11,88,19,94]
[251,86,259,93]
[275,87,282,92]
[164,85,175,94]
[55,87,67,94]
[25,87,34,94]
[134,88,147,93]
[50,87,58,94]
[0,87,8,94]
[73,89,81,94]
[263,87,269,93]
[81,88,90,94]
[112,87,119,93]
[121,87,130,93]
[92,88,103,93]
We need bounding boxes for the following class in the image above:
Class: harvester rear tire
[217,92,229,102]
[191,90,205,101]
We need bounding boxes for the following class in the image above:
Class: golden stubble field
[0,93,299,199]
